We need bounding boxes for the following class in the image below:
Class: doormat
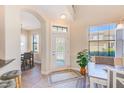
[48,69,84,87]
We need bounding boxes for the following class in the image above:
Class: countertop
[0,59,15,68]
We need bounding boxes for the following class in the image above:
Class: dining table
[88,62,124,88]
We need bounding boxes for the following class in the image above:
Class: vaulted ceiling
[21,5,74,30]
[36,5,75,21]
[75,6,124,25]
[21,5,124,30]
[21,11,41,30]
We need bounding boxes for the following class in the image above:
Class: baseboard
[34,60,41,64]
[41,71,50,75]
[70,67,88,73]
[41,67,80,75]
[70,67,80,71]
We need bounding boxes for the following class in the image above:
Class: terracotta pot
[80,67,86,75]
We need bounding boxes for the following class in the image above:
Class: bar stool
[0,70,21,88]
[0,80,16,88]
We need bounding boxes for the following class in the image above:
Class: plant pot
[80,67,86,75]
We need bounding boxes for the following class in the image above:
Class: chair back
[24,52,32,60]
[113,70,124,88]
[106,67,114,88]
[107,67,124,88]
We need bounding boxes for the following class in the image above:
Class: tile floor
[21,63,89,88]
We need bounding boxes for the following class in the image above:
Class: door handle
[52,51,56,55]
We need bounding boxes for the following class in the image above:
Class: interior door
[51,33,70,71]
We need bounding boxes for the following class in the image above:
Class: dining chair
[113,70,124,88]
[107,67,124,88]
[24,52,33,68]
[106,67,114,88]
[21,54,26,71]
[30,51,34,67]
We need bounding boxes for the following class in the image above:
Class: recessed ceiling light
[60,14,66,19]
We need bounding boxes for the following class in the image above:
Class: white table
[88,62,124,88]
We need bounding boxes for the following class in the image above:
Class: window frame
[88,23,117,57]
[32,34,39,53]
[52,25,68,33]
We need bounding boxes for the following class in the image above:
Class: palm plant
[76,49,90,75]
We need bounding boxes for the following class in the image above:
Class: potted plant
[76,49,90,75]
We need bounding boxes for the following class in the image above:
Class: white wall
[0,6,21,75]
[0,6,5,59]
[70,21,88,69]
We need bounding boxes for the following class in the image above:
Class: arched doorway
[20,11,42,64]
[20,9,47,87]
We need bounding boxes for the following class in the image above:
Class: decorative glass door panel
[51,33,69,70]
[55,37,65,67]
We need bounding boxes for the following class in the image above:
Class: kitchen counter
[0,59,15,68]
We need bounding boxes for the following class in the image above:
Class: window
[32,34,39,53]
[89,23,117,57]
[20,34,27,53]
[52,26,67,32]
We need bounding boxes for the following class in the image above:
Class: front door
[51,32,70,71]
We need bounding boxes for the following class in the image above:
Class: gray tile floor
[21,64,89,88]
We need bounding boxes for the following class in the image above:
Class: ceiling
[76,6,124,25]
[21,11,41,30]
[36,5,74,21]
[21,5,124,30]
[21,5,74,30]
